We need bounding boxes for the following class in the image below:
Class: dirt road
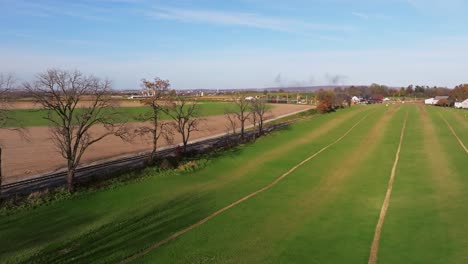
[0,104,313,184]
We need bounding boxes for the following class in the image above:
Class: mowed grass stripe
[200,106,371,191]
[378,105,450,263]
[256,105,401,263]
[438,108,468,137]
[368,111,408,264]
[378,105,467,263]
[121,110,373,263]
[444,108,468,126]
[436,111,467,153]
[424,106,468,262]
[431,109,468,154]
[0,107,371,263]
[135,105,402,263]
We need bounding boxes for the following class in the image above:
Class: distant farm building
[454,99,468,109]
[425,96,449,105]
[351,96,367,104]
[425,98,435,105]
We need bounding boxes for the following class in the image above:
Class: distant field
[5,102,241,127]
[0,104,466,263]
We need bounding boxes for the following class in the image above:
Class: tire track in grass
[209,107,371,186]
[368,111,408,264]
[446,108,468,125]
[120,112,372,264]
[437,111,468,154]
[288,105,401,214]
[421,106,467,262]
[444,109,468,129]
[451,113,468,129]
[257,106,400,263]
[142,108,372,208]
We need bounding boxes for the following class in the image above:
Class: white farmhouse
[455,99,468,109]
[425,98,435,105]
[425,96,449,105]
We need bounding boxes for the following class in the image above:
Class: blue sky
[1,0,467,89]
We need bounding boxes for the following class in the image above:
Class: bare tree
[0,73,16,127]
[165,96,200,153]
[231,93,251,140]
[250,98,269,136]
[224,109,238,136]
[0,73,16,197]
[134,77,174,163]
[24,69,129,192]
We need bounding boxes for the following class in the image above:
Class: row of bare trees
[135,77,200,162]
[225,94,270,141]
[0,70,201,194]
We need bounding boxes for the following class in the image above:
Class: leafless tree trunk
[250,108,257,140]
[231,93,251,140]
[24,69,129,192]
[165,96,200,153]
[0,73,18,199]
[0,73,16,128]
[224,109,238,136]
[134,78,174,163]
[251,98,269,136]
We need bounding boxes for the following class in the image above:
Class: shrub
[435,99,451,107]
[317,98,335,113]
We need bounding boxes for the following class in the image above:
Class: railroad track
[1,121,296,198]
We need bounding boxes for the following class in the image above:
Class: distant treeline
[341,84,452,99]
[314,84,468,113]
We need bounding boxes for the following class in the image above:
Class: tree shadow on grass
[21,193,213,264]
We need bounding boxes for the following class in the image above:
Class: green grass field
[0,104,466,263]
[5,102,241,127]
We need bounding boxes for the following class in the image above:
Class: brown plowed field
[0,104,313,184]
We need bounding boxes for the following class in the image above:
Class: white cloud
[352,12,369,19]
[147,6,355,33]
[352,11,392,20]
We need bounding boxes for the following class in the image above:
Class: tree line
[313,83,468,113]
[0,70,203,194]
[0,69,271,196]
[344,83,453,99]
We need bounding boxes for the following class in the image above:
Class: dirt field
[0,104,313,184]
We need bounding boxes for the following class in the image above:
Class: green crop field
[5,101,243,127]
[0,104,466,263]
